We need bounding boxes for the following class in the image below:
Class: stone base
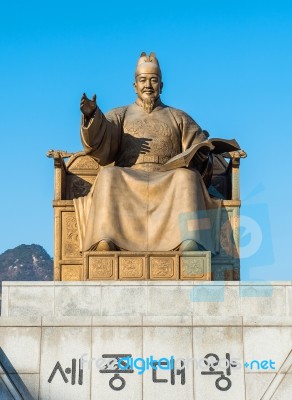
[2,281,292,318]
[0,315,292,399]
[1,281,292,399]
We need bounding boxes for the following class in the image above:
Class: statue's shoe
[179,240,204,251]
[90,240,117,251]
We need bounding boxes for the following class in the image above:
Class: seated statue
[74,52,238,254]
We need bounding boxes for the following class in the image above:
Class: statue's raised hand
[80,93,97,119]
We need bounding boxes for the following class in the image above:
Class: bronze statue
[74,52,238,253]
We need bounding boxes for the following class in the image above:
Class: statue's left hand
[196,147,210,163]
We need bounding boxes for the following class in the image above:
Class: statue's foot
[179,240,204,251]
[91,240,117,251]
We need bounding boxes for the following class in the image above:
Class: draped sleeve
[169,108,209,151]
[167,107,211,171]
[80,106,127,165]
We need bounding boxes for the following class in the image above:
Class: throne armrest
[222,150,247,201]
[210,149,247,201]
[47,150,74,200]
[47,150,100,200]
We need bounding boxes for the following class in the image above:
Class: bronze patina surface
[48,52,246,281]
[75,52,224,253]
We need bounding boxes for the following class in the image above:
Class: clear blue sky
[1,0,291,280]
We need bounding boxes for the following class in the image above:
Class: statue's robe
[74,100,222,253]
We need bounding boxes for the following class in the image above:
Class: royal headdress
[135,52,162,78]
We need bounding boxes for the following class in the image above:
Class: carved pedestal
[82,251,211,281]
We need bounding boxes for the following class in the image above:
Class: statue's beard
[142,98,155,113]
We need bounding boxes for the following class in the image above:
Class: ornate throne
[48,149,246,282]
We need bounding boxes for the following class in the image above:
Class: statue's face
[134,73,163,102]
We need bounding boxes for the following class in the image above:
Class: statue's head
[134,52,163,113]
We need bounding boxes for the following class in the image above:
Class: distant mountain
[0,244,53,284]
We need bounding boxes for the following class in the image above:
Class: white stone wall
[0,282,292,399]
[1,281,292,317]
[0,316,292,399]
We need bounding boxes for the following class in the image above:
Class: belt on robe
[136,154,167,164]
